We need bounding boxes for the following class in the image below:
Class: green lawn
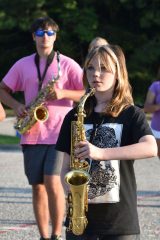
[5,108,15,117]
[0,134,20,144]
[0,108,20,144]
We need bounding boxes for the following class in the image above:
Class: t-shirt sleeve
[2,60,24,92]
[55,109,74,155]
[67,60,83,90]
[130,107,153,143]
[149,81,158,95]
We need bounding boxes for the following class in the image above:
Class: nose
[43,33,48,37]
[93,69,101,77]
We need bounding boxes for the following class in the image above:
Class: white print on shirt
[84,123,123,204]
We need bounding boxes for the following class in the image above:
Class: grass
[0,108,20,145]
[0,134,20,145]
[5,108,15,117]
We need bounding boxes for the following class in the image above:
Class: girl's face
[86,54,117,93]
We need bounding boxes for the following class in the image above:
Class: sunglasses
[35,29,56,37]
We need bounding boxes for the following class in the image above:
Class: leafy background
[0,0,160,105]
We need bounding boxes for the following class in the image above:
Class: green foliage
[0,0,159,103]
[129,71,152,105]
[0,0,46,30]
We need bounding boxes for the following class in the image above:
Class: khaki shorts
[22,144,64,184]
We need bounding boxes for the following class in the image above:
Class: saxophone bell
[65,170,90,186]
[65,170,90,236]
[34,105,49,122]
[15,105,49,135]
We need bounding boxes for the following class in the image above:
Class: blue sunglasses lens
[47,30,55,36]
[35,30,56,37]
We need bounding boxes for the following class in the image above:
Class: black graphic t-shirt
[85,122,121,203]
[56,105,153,235]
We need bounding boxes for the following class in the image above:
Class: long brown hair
[83,44,134,117]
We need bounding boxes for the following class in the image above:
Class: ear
[32,33,36,41]
[54,33,57,41]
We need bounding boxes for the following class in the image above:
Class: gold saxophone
[14,51,61,134]
[65,87,95,235]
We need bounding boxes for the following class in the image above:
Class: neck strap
[34,49,55,90]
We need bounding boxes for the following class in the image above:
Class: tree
[0,0,159,103]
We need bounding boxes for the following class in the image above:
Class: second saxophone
[14,51,61,134]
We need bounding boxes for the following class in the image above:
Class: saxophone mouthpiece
[86,87,96,95]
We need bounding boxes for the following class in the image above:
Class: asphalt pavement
[0,118,160,240]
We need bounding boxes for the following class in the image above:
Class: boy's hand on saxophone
[47,85,64,100]
[13,102,27,118]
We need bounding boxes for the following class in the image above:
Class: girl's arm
[75,135,157,161]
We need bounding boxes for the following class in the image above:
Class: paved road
[0,118,160,239]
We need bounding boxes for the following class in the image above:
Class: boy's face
[32,25,57,51]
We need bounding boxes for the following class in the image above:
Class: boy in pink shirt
[0,16,84,240]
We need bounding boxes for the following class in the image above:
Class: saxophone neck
[77,88,95,115]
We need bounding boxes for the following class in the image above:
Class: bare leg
[44,175,65,236]
[32,184,50,238]
[156,138,160,159]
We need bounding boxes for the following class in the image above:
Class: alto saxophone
[65,88,95,235]
[14,51,61,134]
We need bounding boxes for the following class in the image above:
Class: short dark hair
[30,16,59,33]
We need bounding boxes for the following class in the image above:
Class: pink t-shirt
[149,81,160,131]
[3,52,83,144]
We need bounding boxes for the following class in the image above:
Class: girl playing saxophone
[56,44,157,240]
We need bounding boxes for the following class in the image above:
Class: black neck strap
[34,49,55,90]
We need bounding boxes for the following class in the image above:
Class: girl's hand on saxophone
[75,140,100,161]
